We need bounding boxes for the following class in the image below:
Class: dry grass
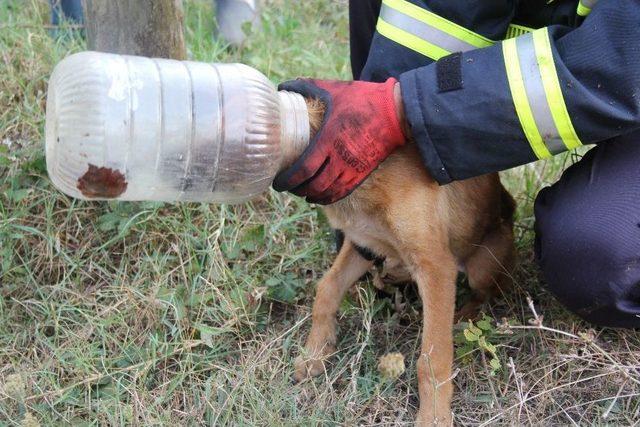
[1,0,639,425]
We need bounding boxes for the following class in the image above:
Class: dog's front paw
[293,354,329,382]
[293,328,337,382]
[416,407,452,426]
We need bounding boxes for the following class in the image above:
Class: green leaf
[188,291,215,307]
[221,241,241,260]
[463,328,479,342]
[476,319,492,331]
[156,286,187,323]
[489,358,501,371]
[97,212,121,232]
[22,154,47,174]
[478,336,498,355]
[474,394,495,403]
[455,343,474,359]
[117,214,137,236]
[265,272,304,303]
[468,324,483,337]
[486,342,498,355]
[94,381,119,400]
[193,323,225,348]
[240,224,266,253]
[1,254,11,274]
[454,331,468,345]
[7,188,30,202]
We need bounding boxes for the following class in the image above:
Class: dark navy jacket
[349,0,640,183]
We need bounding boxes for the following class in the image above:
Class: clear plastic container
[45,51,310,203]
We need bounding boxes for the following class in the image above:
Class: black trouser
[49,0,84,25]
[349,0,381,81]
[535,132,640,328]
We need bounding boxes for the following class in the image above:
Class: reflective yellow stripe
[381,0,494,50]
[503,38,552,159]
[505,24,534,39]
[503,29,582,159]
[533,30,582,150]
[377,18,450,60]
[577,3,592,16]
[577,0,598,16]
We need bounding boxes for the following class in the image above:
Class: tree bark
[82,0,186,60]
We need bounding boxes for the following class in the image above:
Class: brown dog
[293,101,516,425]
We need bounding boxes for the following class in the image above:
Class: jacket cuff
[399,69,453,185]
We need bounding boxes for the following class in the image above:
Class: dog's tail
[500,185,516,226]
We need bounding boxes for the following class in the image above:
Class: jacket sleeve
[399,0,640,184]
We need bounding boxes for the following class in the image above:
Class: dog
[292,99,516,425]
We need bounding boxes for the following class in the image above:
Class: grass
[0,0,639,425]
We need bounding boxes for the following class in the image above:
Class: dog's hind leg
[293,239,372,382]
[456,223,516,322]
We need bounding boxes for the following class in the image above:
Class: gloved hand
[272,78,407,205]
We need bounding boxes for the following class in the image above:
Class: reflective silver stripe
[379,4,478,53]
[515,33,565,155]
[581,0,599,8]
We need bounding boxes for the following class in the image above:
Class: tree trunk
[82,0,186,60]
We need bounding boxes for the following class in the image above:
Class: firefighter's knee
[533,144,640,328]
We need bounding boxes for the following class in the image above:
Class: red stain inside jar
[77,164,128,198]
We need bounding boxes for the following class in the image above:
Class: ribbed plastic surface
[46,51,309,203]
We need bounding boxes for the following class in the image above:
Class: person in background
[215,0,260,47]
[49,0,83,38]
[49,0,83,26]
[48,0,259,47]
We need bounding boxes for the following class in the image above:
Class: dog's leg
[456,223,516,322]
[406,247,457,426]
[294,239,372,381]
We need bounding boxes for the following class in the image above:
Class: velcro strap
[436,52,463,92]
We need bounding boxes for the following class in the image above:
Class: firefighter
[274,0,640,328]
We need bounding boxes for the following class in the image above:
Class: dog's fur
[294,100,516,425]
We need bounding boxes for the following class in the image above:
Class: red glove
[273,78,406,205]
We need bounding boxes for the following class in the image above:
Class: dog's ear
[305,98,326,139]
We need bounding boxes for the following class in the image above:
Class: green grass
[1,0,639,425]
